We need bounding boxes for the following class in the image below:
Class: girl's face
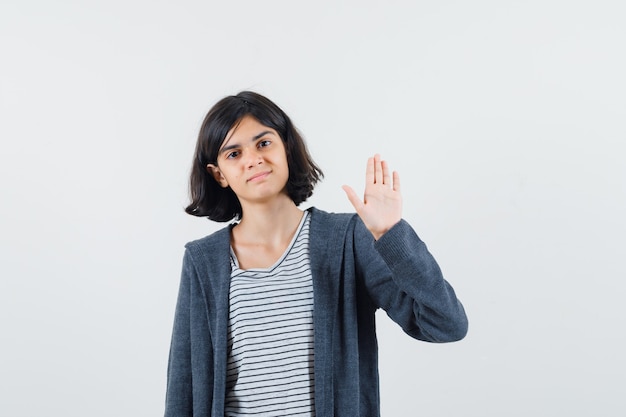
[206,115,290,206]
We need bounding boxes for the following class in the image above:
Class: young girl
[165,91,468,417]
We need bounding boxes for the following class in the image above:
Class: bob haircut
[185,91,323,222]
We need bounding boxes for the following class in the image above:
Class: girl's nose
[245,149,263,169]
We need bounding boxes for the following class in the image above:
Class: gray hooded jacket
[165,207,468,416]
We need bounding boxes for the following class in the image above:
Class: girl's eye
[226,151,240,159]
[258,140,271,148]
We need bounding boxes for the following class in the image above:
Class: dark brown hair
[185,91,323,222]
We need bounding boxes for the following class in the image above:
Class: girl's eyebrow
[219,130,275,155]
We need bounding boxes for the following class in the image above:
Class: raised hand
[342,154,403,240]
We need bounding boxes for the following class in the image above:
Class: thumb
[342,185,364,212]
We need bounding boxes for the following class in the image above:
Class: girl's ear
[206,164,229,188]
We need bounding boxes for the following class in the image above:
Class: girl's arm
[344,153,468,342]
[354,217,468,342]
[164,250,195,417]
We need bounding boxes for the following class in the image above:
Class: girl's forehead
[219,116,276,149]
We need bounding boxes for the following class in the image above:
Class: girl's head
[185,91,323,222]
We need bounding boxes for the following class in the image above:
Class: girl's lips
[247,171,271,182]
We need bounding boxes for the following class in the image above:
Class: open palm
[342,154,403,240]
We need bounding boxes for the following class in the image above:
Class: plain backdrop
[1,1,625,416]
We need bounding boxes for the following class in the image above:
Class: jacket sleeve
[164,249,195,416]
[354,218,468,342]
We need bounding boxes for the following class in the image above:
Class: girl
[165,91,468,417]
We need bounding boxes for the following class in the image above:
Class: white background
[1,1,625,416]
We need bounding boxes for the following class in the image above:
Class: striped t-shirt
[225,212,315,416]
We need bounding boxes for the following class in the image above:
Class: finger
[342,185,365,212]
[382,160,391,186]
[393,170,401,192]
[365,157,374,185]
[374,154,383,184]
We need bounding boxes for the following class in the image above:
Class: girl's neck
[234,196,305,246]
